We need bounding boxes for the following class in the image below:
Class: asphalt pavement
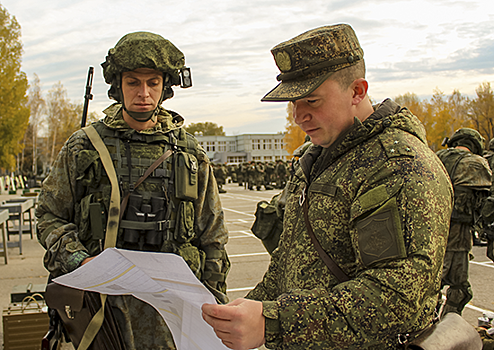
[0,183,493,349]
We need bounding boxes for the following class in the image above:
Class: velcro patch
[356,198,406,267]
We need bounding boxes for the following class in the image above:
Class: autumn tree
[283,102,306,156]
[468,82,494,142]
[45,82,80,166]
[184,121,225,136]
[0,5,29,172]
[22,73,46,176]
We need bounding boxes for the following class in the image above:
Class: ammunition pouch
[174,151,198,201]
[251,195,283,254]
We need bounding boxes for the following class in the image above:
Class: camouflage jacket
[436,147,491,251]
[37,104,229,301]
[246,99,453,349]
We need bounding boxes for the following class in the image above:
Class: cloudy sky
[3,0,494,135]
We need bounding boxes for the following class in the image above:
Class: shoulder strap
[82,125,120,249]
[301,190,350,283]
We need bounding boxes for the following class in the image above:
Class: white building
[196,133,290,164]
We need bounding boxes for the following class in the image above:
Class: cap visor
[261,71,334,102]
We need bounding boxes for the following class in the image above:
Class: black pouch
[44,283,125,350]
[174,151,198,201]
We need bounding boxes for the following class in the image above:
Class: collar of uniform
[102,103,180,134]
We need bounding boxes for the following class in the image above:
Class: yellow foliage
[283,102,307,156]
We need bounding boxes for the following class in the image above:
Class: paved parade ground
[0,183,493,348]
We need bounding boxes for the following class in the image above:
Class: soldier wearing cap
[202,24,452,349]
[436,128,491,316]
[37,32,229,349]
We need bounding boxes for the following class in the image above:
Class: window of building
[252,156,261,161]
[218,141,227,152]
[227,156,245,164]
[274,139,282,150]
[252,139,261,150]
[264,156,272,161]
[263,139,272,150]
[229,141,236,152]
[206,141,215,152]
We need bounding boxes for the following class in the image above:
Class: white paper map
[53,248,228,350]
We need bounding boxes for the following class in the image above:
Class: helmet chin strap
[120,87,167,123]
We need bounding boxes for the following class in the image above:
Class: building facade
[195,133,290,164]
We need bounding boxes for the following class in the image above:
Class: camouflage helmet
[448,127,485,155]
[489,138,494,151]
[101,31,190,122]
[262,24,363,102]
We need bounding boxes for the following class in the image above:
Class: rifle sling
[80,126,173,350]
[301,194,350,283]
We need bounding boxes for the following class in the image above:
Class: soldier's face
[121,68,163,113]
[292,78,355,148]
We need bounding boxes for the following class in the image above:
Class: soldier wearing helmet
[37,32,229,349]
[436,127,492,317]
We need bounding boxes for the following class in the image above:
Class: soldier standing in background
[274,159,288,189]
[214,163,228,193]
[436,128,491,316]
[483,138,494,262]
[202,24,452,349]
[37,31,229,349]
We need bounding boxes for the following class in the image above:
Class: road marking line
[227,286,256,293]
[470,261,494,268]
[465,303,494,314]
[221,194,270,202]
[223,207,255,217]
[230,232,257,239]
[229,252,270,258]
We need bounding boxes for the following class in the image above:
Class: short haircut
[330,60,366,89]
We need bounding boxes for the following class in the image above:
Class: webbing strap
[76,294,107,350]
[83,125,120,249]
[80,125,119,349]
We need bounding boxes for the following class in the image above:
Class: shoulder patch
[356,197,406,267]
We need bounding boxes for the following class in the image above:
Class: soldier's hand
[81,257,96,265]
[202,298,265,350]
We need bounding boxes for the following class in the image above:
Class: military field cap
[102,31,185,87]
[262,24,364,102]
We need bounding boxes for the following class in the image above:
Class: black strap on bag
[300,187,350,283]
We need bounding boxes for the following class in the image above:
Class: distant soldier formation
[212,159,291,193]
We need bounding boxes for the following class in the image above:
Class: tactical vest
[437,148,474,224]
[75,119,203,271]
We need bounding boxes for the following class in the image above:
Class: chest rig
[76,120,199,255]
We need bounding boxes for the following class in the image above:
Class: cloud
[3,0,494,135]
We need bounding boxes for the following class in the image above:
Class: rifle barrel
[81,66,94,128]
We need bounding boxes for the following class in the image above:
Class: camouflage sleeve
[36,131,90,277]
[194,148,230,304]
[248,155,453,348]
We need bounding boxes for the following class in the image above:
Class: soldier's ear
[351,78,368,105]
